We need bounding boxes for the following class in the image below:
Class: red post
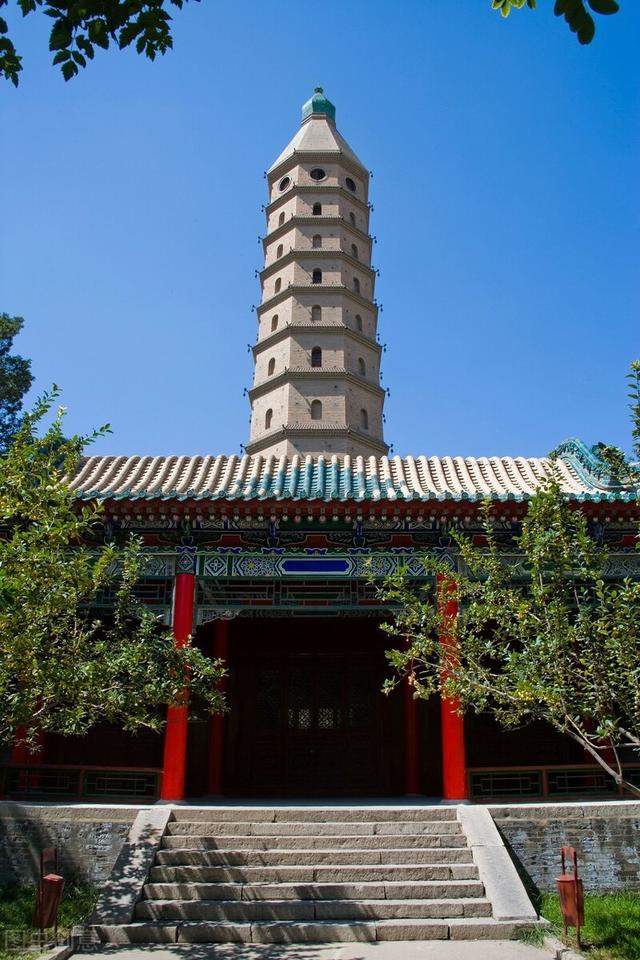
[207,619,229,795]
[11,728,45,765]
[10,728,45,795]
[160,569,196,801]
[438,574,467,801]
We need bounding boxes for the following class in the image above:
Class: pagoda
[246,88,387,459]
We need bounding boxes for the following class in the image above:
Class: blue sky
[1,1,638,458]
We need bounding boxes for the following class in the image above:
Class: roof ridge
[67,445,640,504]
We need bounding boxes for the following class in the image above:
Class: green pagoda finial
[301,87,336,124]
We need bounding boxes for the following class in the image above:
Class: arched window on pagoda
[271,314,278,332]
[311,346,322,368]
[265,408,273,430]
[274,278,282,294]
[353,277,360,294]
[312,234,322,249]
[355,314,363,332]
[360,408,369,430]
[268,357,275,376]
[278,211,285,226]
[312,202,322,216]
[312,269,322,284]
[276,244,284,259]
[312,305,321,322]
[358,357,366,377]
[351,244,359,260]
[311,400,322,420]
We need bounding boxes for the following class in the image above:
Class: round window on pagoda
[345,177,356,193]
[278,176,291,192]
[310,168,326,181]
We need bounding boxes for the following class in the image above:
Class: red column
[11,728,45,764]
[9,729,44,797]
[438,574,467,801]
[207,619,229,795]
[160,568,196,801]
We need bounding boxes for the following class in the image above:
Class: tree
[1,0,623,86]
[0,0,196,85]
[493,0,620,45]
[380,361,640,798]
[0,387,225,751]
[0,314,33,454]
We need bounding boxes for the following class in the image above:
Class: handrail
[0,762,161,773]
[468,762,640,802]
[0,762,162,803]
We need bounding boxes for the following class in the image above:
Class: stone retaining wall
[490,801,640,892]
[0,803,138,885]
[2,800,638,893]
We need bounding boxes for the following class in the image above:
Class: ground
[540,892,640,960]
[0,885,96,960]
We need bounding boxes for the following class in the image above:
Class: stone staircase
[92,805,543,944]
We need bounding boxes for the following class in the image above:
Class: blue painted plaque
[281,558,351,575]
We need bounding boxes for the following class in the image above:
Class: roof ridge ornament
[552,437,632,489]
[301,87,336,124]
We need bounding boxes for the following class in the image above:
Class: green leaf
[587,0,619,12]
[76,36,94,58]
[562,0,582,16]
[61,58,76,79]
[52,48,70,62]
[49,18,72,50]
[17,0,37,16]
[87,18,109,48]
[578,15,596,41]
[71,48,86,65]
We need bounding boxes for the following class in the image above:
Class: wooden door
[225,622,401,796]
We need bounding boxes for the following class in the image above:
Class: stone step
[142,880,485,901]
[135,896,493,922]
[169,807,458,823]
[155,846,474,867]
[148,863,478,884]
[161,832,468,850]
[96,918,532,944]
[166,820,463,837]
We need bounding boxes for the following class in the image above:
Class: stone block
[450,864,480,880]
[375,920,449,940]
[375,821,460,835]
[171,808,276,823]
[92,923,177,943]
[252,820,375,836]
[242,881,386,901]
[177,922,251,943]
[138,899,314,922]
[250,921,377,943]
[384,880,484,900]
[449,919,518,940]
[379,847,470,865]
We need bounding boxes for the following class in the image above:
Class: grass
[0,884,97,960]
[540,892,640,960]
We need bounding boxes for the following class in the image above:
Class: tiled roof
[268,115,366,174]
[68,440,639,504]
